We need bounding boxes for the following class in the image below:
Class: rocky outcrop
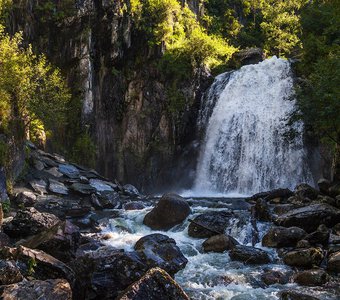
[143,193,190,230]
[117,268,189,300]
[0,279,72,300]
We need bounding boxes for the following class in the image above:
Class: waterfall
[195,57,313,195]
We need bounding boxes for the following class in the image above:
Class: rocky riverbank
[0,144,340,299]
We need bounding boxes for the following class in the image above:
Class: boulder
[294,269,329,286]
[327,251,340,273]
[229,245,271,264]
[279,290,320,300]
[275,204,340,232]
[3,207,60,238]
[0,246,75,284]
[317,178,331,194]
[188,211,233,238]
[134,234,188,276]
[117,268,189,300]
[71,249,148,299]
[261,270,290,285]
[295,183,319,201]
[202,234,238,253]
[283,247,324,268]
[15,191,37,207]
[96,190,121,209]
[0,260,23,285]
[143,193,190,230]
[0,279,72,300]
[305,224,330,245]
[232,48,264,66]
[262,226,306,248]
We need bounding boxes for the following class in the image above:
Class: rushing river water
[101,197,338,300]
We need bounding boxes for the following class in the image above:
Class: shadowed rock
[262,226,306,247]
[229,245,271,264]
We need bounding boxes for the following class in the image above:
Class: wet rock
[295,183,319,201]
[273,204,297,215]
[95,190,121,209]
[123,184,140,197]
[58,164,79,178]
[117,267,189,300]
[254,198,271,221]
[45,167,63,178]
[48,179,68,195]
[275,204,340,232]
[279,290,320,300]
[202,234,239,253]
[0,232,10,247]
[229,245,271,264]
[318,178,331,194]
[144,193,190,230]
[134,233,188,276]
[294,269,329,286]
[305,224,330,245]
[0,279,72,300]
[261,270,290,285]
[89,178,114,192]
[262,226,306,248]
[297,240,311,248]
[72,249,148,299]
[0,260,23,285]
[3,207,60,238]
[0,246,75,283]
[70,182,96,195]
[248,188,293,202]
[283,247,324,268]
[327,251,340,273]
[15,191,37,207]
[22,221,80,262]
[29,179,47,195]
[233,48,264,66]
[188,211,233,238]
[124,201,145,210]
[0,167,9,202]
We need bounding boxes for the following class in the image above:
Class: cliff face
[8,0,210,191]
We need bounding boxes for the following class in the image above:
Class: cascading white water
[195,57,313,195]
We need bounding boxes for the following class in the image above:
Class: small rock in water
[279,290,321,300]
[124,201,145,210]
[294,269,329,286]
[262,226,306,248]
[123,184,140,197]
[143,193,190,230]
[116,267,189,300]
[202,234,238,253]
[229,245,271,264]
[261,270,290,285]
[283,247,324,268]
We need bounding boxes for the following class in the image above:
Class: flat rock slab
[48,179,68,195]
[58,164,80,179]
[70,183,95,195]
[89,179,114,192]
[29,179,47,195]
[275,204,340,232]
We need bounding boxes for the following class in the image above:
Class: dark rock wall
[7,0,209,192]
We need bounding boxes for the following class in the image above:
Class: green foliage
[27,257,37,276]
[71,131,97,168]
[1,199,10,213]
[297,0,340,145]
[0,26,71,141]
